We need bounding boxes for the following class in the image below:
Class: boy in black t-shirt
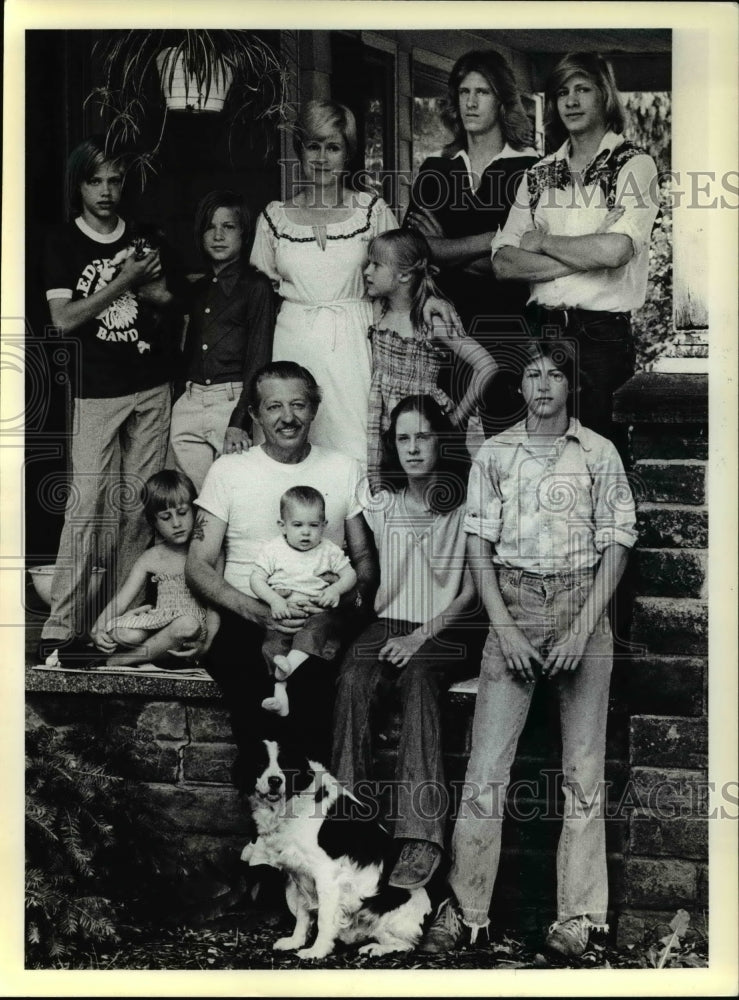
[39,136,178,662]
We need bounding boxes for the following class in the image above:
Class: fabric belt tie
[284,297,365,352]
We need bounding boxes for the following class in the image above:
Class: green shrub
[25,724,188,968]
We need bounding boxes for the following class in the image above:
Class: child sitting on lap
[250,485,357,717]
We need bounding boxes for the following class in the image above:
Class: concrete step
[634,548,707,598]
[629,596,707,654]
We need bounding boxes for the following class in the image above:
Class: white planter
[156,47,233,113]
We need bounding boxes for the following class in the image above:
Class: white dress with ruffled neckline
[250,192,398,464]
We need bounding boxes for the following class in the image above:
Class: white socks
[261,650,310,717]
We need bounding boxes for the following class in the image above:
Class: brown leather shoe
[387,838,442,890]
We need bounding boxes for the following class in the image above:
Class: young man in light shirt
[491,52,660,451]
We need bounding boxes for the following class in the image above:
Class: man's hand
[542,619,591,678]
[492,623,542,683]
[378,630,427,668]
[223,426,251,454]
[520,227,546,254]
[406,205,446,239]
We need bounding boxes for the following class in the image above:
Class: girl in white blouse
[331,394,479,892]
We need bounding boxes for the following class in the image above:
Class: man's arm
[492,245,579,282]
[520,227,634,271]
[185,508,268,624]
[48,252,163,334]
[543,543,630,678]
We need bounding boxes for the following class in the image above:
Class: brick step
[633,459,705,505]
[630,714,707,769]
[634,548,707,598]
[636,503,708,548]
[629,597,707,654]
[623,856,705,909]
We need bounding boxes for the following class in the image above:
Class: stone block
[623,857,697,907]
[187,702,233,742]
[183,741,237,784]
[630,425,707,461]
[628,810,708,859]
[613,372,708,425]
[137,700,187,741]
[138,743,181,783]
[634,460,705,505]
[630,597,707,655]
[630,715,707,769]
[629,767,709,816]
[612,656,704,716]
[616,908,682,947]
[144,782,247,835]
[636,504,708,549]
[635,549,707,598]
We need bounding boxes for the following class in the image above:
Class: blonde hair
[292,99,358,160]
[545,53,626,150]
[368,228,450,334]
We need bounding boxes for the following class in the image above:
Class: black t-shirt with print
[43,218,177,398]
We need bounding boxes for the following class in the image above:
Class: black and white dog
[236,740,431,960]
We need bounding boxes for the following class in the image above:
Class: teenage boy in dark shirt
[39,136,179,662]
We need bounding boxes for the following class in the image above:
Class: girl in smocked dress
[363,229,498,490]
[91,471,217,667]
[250,100,462,465]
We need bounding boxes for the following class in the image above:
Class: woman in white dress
[250,100,460,464]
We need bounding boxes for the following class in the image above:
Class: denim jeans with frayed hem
[449,567,613,927]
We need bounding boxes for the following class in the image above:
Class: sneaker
[417,897,465,954]
[388,839,442,890]
[545,915,598,959]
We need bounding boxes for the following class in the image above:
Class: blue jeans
[449,568,613,929]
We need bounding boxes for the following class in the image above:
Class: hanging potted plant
[86,29,290,187]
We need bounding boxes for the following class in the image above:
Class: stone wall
[25,372,709,941]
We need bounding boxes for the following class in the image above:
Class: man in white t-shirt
[186,361,377,763]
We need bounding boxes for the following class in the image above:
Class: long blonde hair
[368,229,450,334]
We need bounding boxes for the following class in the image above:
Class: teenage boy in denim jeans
[419,339,636,959]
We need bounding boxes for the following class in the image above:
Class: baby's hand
[316,585,340,609]
[270,596,292,620]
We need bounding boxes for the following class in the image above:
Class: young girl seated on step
[91,470,218,667]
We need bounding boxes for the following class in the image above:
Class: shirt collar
[75,215,125,244]
[453,143,537,174]
[211,258,242,296]
[553,129,624,167]
[501,416,591,451]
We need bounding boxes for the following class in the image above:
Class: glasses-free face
[457,71,501,137]
[363,250,402,299]
[202,206,243,270]
[556,73,607,138]
[250,377,315,453]
[79,161,123,224]
[154,503,195,546]
[394,410,440,479]
[279,501,326,551]
[520,357,570,420]
[300,130,349,186]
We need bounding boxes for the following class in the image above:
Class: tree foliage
[25,724,188,967]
